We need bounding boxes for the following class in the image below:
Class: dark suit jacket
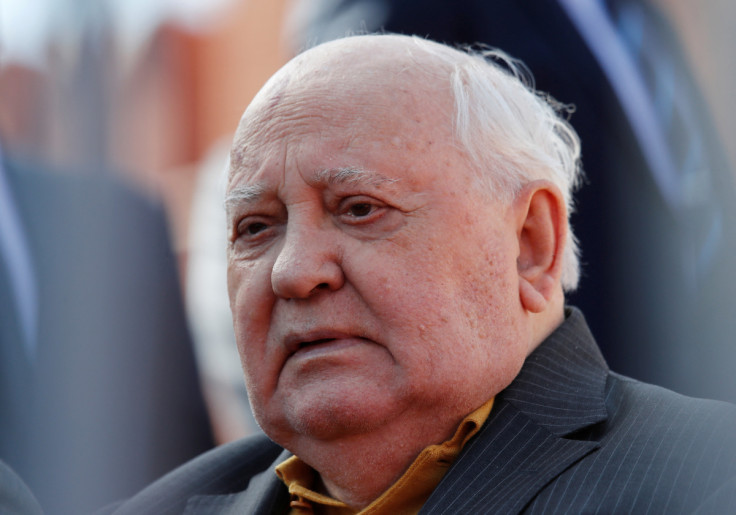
[106,308,736,514]
[298,0,736,405]
[0,156,214,514]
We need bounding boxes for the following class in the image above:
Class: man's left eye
[336,196,387,225]
[334,196,402,235]
[347,203,374,217]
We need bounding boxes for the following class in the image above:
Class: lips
[298,338,336,348]
[292,338,343,358]
[283,330,369,356]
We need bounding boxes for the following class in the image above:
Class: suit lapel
[421,402,599,514]
[422,309,608,514]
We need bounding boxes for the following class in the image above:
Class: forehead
[228,38,460,189]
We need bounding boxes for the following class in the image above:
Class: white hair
[412,38,583,290]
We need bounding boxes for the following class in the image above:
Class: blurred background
[1,0,735,513]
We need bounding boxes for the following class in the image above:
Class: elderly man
[109,35,736,514]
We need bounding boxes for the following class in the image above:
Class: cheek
[392,229,515,323]
[460,244,516,329]
[227,259,276,376]
[407,232,524,388]
[461,232,523,335]
[228,261,284,429]
[348,245,469,368]
[228,258,273,324]
[458,241,528,387]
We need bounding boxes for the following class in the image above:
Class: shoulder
[605,371,736,442]
[604,372,736,479]
[562,373,736,512]
[103,434,287,515]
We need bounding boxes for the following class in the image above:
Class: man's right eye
[236,219,270,238]
[245,222,268,235]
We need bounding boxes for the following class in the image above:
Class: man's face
[226,54,530,446]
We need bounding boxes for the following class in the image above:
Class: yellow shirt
[275,398,495,514]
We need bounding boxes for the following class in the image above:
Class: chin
[279,393,397,442]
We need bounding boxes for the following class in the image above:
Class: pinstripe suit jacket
[107,308,736,514]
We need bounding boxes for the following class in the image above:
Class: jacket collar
[421,307,609,514]
[500,307,609,436]
[184,449,291,515]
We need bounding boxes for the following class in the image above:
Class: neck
[285,408,467,509]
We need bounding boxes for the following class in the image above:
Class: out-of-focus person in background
[0,146,215,514]
[0,0,252,512]
[286,0,736,404]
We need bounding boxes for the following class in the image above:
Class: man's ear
[514,181,567,313]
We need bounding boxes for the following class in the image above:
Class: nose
[271,223,345,299]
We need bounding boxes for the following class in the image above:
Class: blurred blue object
[0,149,214,515]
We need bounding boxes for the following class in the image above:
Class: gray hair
[413,38,583,291]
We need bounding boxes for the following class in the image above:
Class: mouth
[297,338,337,349]
[284,330,368,356]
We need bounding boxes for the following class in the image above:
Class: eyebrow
[312,167,399,187]
[224,167,399,213]
[224,184,266,214]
